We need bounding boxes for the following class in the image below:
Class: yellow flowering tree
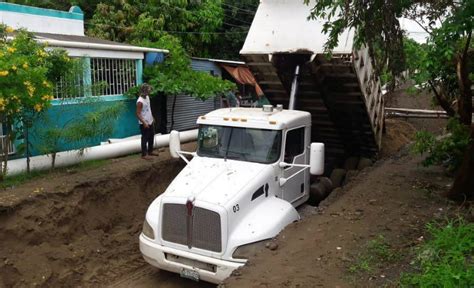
[0,24,72,178]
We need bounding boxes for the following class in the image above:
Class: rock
[231,270,241,277]
[266,242,278,251]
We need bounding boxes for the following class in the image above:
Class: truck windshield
[197,125,282,164]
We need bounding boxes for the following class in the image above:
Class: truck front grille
[162,203,222,252]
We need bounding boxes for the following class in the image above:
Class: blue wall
[28,96,139,155]
[23,56,219,157]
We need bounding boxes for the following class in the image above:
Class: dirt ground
[224,149,456,288]
[0,86,463,288]
[384,84,447,134]
[0,144,204,288]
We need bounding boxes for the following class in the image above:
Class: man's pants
[139,124,154,156]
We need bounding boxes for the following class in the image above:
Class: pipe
[35,38,169,54]
[288,65,300,110]
[106,134,142,144]
[6,129,198,177]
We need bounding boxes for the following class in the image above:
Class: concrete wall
[0,3,84,36]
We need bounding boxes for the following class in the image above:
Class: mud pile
[0,158,184,287]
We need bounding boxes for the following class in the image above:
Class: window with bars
[53,58,138,99]
[91,58,137,96]
[53,73,85,99]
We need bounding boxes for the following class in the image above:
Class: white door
[282,127,307,203]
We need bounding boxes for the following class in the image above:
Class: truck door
[282,127,306,203]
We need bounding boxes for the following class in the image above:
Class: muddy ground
[0,143,210,288]
[0,87,463,288]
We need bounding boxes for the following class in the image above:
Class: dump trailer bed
[241,0,384,170]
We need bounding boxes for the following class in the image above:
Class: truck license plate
[180,268,200,282]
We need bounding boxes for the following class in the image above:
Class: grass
[349,235,400,274]
[400,218,474,287]
[0,159,108,189]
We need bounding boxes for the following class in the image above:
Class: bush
[412,118,470,172]
[401,218,474,287]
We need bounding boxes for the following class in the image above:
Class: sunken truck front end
[139,107,325,283]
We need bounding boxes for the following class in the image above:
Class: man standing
[136,84,157,159]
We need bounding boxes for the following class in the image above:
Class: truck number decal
[233,204,240,213]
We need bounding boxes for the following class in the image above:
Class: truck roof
[197,107,311,130]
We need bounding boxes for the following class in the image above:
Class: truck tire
[357,157,373,170]
[308,177,332,206]
[319,177,333,192]
[344,157,359,171]
[330,168,346,188]
[343,170,358,186]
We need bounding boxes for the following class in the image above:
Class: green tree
[127,35,236,129]
[0,25,72,178]
[87,0,225,56]
[304,0,473,199]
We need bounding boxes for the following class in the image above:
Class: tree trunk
[444,33,472,201]
[455,31,472,125]
[1,133,9,179]
[26,126,30,173]
[52,152,56,170]
[446,124,474,201]
[428,80,456,117]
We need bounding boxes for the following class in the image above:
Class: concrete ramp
[241,0,384,169]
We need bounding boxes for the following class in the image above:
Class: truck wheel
[308,183,325,206]
[344,157,359,171]
[319,177,333,192]
[343,170,358,186]
[357,157,373,170]
[330,169,346,188]
[308,177,332,206]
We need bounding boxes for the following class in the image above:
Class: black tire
[357,157,373,170]
[330,169,346,188]
[308,183,326,206]
[308,177,333,206]
[344,157,359,171]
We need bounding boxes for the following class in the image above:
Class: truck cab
[139,106,324,284]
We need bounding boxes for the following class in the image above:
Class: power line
[223,22,250,29]
[84,21,249,35]
[222,3,256,15]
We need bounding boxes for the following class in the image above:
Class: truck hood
[163,157,271,206]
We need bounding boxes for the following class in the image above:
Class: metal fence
[53,58,137,99]
[0,135,15,156]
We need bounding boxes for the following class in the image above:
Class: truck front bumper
[139,234,244,284]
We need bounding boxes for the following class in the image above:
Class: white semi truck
[139,0,384,284]
[139,106,325,283]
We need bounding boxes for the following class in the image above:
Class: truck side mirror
[309,143,324,175]
[169,130,181,159]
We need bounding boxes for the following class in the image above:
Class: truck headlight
[232,240,267,260]
[142,219,155,240]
